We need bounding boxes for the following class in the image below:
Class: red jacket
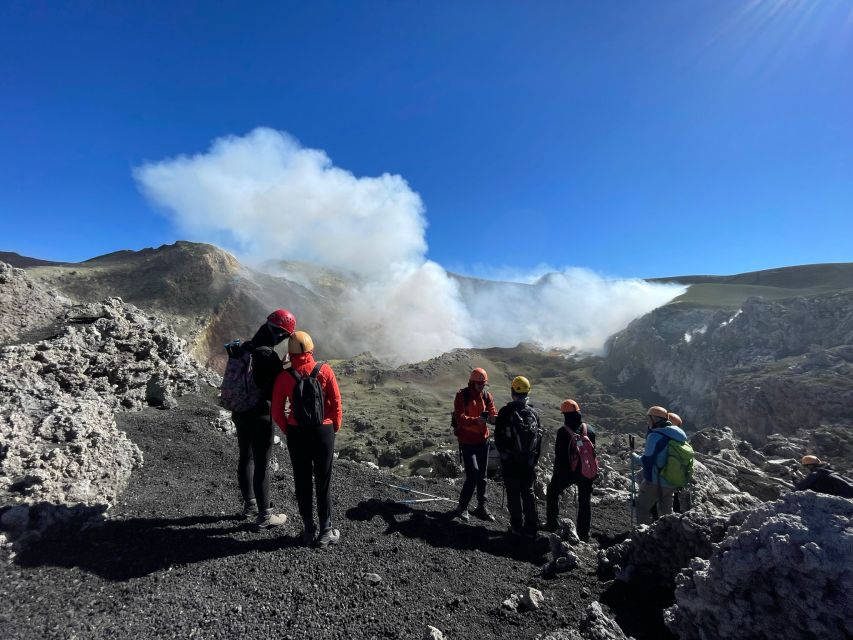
[454,384,497,445]
[271,353,342,434]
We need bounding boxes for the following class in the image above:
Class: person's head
[287,331,314,355]
[646,405,669,429]
[561,399,581,428]
[266,309,297,345]
[511,376,531,400]
[469,368,488,391]
[801,455,822,469]
[667,412,683,427]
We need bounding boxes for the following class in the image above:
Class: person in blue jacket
[631,405,688,525]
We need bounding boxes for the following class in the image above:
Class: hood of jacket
[653,424,688,442]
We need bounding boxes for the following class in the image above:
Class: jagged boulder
[598,509,745,590]
[538,602,634,639]
[665,492,853,640]
[430,449,461,478]
[0,261,67,345]
[0,293,216,545]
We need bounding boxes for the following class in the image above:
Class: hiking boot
[522,527,539,540]
[239,499,258,519]
[508,525,523,536]
[255,512,287,529]
[316,528,340,548]
[454,507,470,522]
[472,505,496,522]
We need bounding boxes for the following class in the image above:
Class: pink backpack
[566,423,599,480]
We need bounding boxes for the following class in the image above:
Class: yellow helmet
[287,331,314,354]
[801,455,822,466]
[511,376,531,395]
[647,405,669,419]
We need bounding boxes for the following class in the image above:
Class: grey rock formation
[538,602,634,640]
[430,449,461,478]
[598,510,745,590]
[665,492,853,640]
[0,273,216,545]
[0,262,66,345]
[605,292,853,441]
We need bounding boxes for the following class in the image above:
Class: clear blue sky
[2,1,851,278]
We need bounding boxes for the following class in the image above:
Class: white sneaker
[255,512,287,529]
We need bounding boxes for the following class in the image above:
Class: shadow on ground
[15,514,301,581]
[346,498,550,566]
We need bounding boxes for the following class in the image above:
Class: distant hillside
[0,252,64,268]
[652,263,853,309]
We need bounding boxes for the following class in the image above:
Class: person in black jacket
[794,455,853,498]
[231,309,295,528]
[494,376,542,537]
[545,399,597,540]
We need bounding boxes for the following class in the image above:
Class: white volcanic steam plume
[135,128,682,363]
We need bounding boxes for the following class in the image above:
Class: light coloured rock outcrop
[0,262,66,345]
[538,602,634,640]
[665,492,853,640]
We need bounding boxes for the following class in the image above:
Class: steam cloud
[135,128,683,363]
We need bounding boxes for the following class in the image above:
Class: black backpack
[250,345,284,399]
[502,405,542,465]
[287,362,325,428]
[450,387,492,436]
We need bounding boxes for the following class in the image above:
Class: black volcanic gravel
[1,394,630,639]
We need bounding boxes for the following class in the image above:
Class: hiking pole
[395,498,448,505]
[373,480,455,503]
[629,435,637,530]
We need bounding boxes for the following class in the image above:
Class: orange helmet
[287,331,314,354]
[667,412,682,427]
[560,399,580,413]
[469,368,488,383]
[801,455,822,466]
[647,406,669,419]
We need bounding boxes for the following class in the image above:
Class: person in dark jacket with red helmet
[451,368,498,522]
[272,331,343,548]
[794,456,853,498]
[232,309,297,529]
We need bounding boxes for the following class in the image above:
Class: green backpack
[655,437,694,489]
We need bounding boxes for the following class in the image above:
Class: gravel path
[1,394,629,639]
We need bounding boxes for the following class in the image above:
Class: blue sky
[1,1,851,278]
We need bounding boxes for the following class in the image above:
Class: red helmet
[267,309,296,335]
[560,399,580,413]
[469,368,488,383]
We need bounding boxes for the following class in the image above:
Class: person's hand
[476,417,487,426]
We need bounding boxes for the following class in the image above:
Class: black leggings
[458,442,489,510]
[546,472,593,540]
[234,404,275,513]
[286,423,336,532]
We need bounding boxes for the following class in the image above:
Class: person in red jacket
[451,368,498,522]
[271,331,343,548]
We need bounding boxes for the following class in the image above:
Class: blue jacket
[631,423,688,488]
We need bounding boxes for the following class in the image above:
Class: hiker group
[220,310,853,549]
[219,309,343,548]
[448,368,693,539]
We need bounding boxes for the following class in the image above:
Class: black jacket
[495,398,542,475]
[553,422,596,479]
[794,465,853,498]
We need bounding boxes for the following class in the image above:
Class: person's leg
[287,427,315,528]
[474,442,489,507]
[576,479,593,541]
[457,444,478,512]
[657,486,675,517]
[520,470,538,534]
[234,414,255,505]
[546,472,571,529]
[312,424,336,533]
[504,475,523,532]
[635,482,658,525]
[250,417,275,513]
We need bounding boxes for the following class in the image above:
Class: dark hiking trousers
[546,472,593,540]
[233,402,275,512]
[458,442,489,511]
[503,467,538,533]
[286,423,336,532]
